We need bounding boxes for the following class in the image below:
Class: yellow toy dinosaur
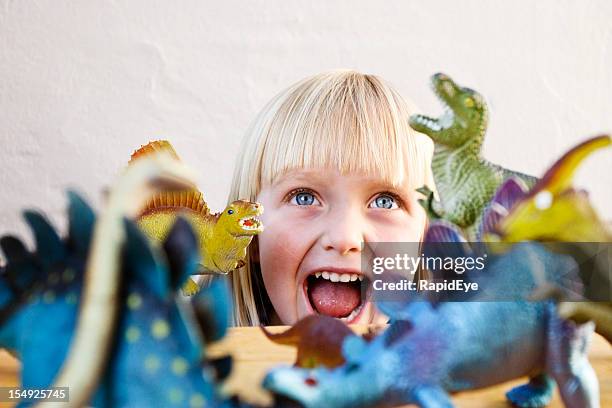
[129,140,264,295]
[491,134,611,342]
[494,135,611,242]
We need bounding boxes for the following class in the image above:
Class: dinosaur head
[264,359,389,408]
[409,73,487,148]
[217,200,264,236]
[492,135,611,242]
[264,323,414,408]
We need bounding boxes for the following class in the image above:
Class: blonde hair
[227,70,434,326]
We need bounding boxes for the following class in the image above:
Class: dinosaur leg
[505,373,554,408]
[545,304,599,408]
[411,385,453,408]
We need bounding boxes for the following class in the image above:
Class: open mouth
[304,271,369,322]
[239,216,262,231]
[410,114,443,132]
[411,81,457,132]
[409,79,454,132]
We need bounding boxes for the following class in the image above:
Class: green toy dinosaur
[409,73,538,239]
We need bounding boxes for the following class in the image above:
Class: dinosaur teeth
[413,115,442,131]
[239,216,262,230]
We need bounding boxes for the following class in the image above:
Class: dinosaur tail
[260,325,300,346]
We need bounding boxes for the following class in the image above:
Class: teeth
[239,217,261,230]
[312,271,363,282]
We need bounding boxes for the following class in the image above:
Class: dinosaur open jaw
[304,272,369,323]
[239,216,263,232]
[410,114,443,132]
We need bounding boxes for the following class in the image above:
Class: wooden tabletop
[1,327,610,407]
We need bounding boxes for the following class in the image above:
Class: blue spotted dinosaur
[409,73,538,240]
[264,213,599,407]
[0,156,245,407]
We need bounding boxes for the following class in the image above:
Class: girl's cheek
[258,223,309,325]
[258,213,311,283]
[369,211,426,241]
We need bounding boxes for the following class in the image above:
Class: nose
[319,208,364,256]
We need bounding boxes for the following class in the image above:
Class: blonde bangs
[256,71,428,192]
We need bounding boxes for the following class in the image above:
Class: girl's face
[256,167,426,325]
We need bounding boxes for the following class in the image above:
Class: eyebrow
[273,170,406,193]
[272,170,330,187]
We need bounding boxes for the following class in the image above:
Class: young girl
[227,70,434,326]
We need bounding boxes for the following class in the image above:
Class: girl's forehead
[267,166,406,189]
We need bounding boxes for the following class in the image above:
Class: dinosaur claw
[419,198,441,220]
[416,186,433,197]
[417,185,442,220]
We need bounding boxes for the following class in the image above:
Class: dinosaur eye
[304,377,318,386]
[464,97,475,108]
[227,209,234,215]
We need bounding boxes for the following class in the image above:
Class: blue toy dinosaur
[0,157,243,407]
[263,216,599,407]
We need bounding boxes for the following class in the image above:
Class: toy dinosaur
[485,134,612,343]
[260,315,376,369]
[263,222,599,408]
[409,73,538,239]
[0,156,245,407]
[489,135,611,242]
[129,140,264,295]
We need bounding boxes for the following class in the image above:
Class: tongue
[309,279,361,318]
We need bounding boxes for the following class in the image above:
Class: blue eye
[295,192,315,205]
[228,209,234,214]
[370,194,398,209]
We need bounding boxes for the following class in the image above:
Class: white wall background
[1,1,611,242]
